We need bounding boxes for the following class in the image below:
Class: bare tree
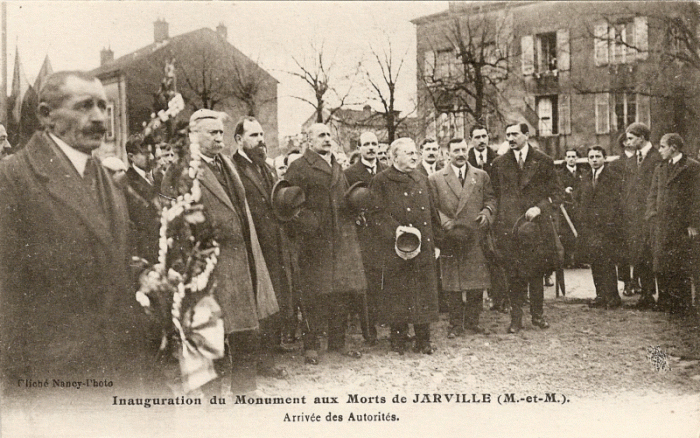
[287,42,362,124]
[177,37,231,110]
[363,39,414,143]
[421,12,513,126]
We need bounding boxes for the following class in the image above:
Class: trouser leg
[488,262,508,306]
[302,293,323,352]
[327,294,349,351]
[447,291,465,329]
[509,276,527,326]
[228,330,260,395]
[414,323,431,344]
[465,289,483,328]
[528,273,544,319]
[257,315,280,372]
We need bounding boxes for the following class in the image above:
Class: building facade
[413,1,700,158]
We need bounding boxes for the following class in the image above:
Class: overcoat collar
[666,154,689,185]
[386,165,421,183]
[233,151,271,200]
[303,149,343,187]
[437,163,478,216]
[199,154,248,223]
[508,145,539,189]
[25,132,122,250]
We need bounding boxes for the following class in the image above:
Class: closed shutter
[594,23,609,66]
[557,29,570,71]
[424,51,435,79]
[595,93,610,134]
[635,16,649,61]
[558,94,571,135]
[521,35,535,75]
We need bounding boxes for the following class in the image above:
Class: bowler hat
[513,215,539,247]
[395,226,422,260]
[345,181,372,211]
[271,180,305,222]
[445,223,475,251]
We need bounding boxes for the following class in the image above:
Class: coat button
[421,206,425,210]
[404,192,408,196]
[423,222,427,225]
[407,208,411,212]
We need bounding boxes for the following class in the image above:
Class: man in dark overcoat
[623,122,663,309]
[124,133,160,264]
[575,146,624,308]
[284,123,366,364]
[646,133,700,315]
[467,125,508,313]
[429,138,496,337]
[162,110,278,395]
[369,137,441,354]
[490,122,563,333]
[344,131,388,345]
[557,148,585,268]
[0,71,155,400]
[231,116,294,378]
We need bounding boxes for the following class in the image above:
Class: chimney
[100,47,114,66]
[154,18,169,43]
[216,23,228,41]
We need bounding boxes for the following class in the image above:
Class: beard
[246,144,267,166]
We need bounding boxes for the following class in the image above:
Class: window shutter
[635,16,648,61]
[423,51,435,79]
[595,93,610,134]
[637,93,651,127]
[594,23,609,66]
[557,29,570,71]
[558,94,571,135]
[521,35,535,75]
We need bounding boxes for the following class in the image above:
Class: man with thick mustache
[0,71,155,399]
[418,138,442,177]
[490,122,563,333]
[231,116,293,379]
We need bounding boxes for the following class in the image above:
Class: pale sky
[5,1,447,139]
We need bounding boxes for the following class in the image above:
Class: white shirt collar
[131,164,152,184]
[624,150,635,158]
[451,163,467,180]
[671,153,683,164]
[566,164,577,172]
[200,153,215,164]
[360,157,377,170]
[49,133,91,177]
[514,143,529,162]
[639,142,652,159]
[237,149,253,163]
[593,164,604,178]
[422,160,435,174]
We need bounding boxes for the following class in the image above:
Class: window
[105,102,115,141]
[537,96,558,135]
[594,92,650,134]
[536,32,557,72]
[424,50,460,81]
[594,16,648,66]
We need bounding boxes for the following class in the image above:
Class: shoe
[364,337,379,347]
[531,316,550,329]
[304,350,319,365]
[507,324,521,334]
[447,327,464,339]
[341,349,362,359]
[544,275,554,287]
[390,339,407,355]
[466,325,489,335]
[606,297,622,309]
[622,283,635,297]
[258,366,288,379]
[413,342,437,355]
[589,297,607,308]
[634,295,655,310]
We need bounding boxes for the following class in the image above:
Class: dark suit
[125,166,160,263]
[0,132,155,400]
[162,153,278,394]
[646,155,700,314]
[576,166,624,304]
[417,160,443,177]
[608,152,636,285]
[231,151,294,368]
[490,145,563,326]
[623,145,663,301]
[556,164,586,266]
[285,149,366,352]
[468,146,508,308]
[344,159,387,342]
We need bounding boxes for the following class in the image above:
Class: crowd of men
[1,70,698,401]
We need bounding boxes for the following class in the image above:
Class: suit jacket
[125,166,160,263]
[417,160,443,177]
[0,132,153,394]
[429,163,496,291]
[646,155,700,274]
[161,154,278,334]
[467,147,498,177]
[623,145,663,264]
[575,166,624,263]
[369,166,440,324]
[285,149,366,296]
[231,151,294,317]
[344,159,388,186]
[490,145,563,276]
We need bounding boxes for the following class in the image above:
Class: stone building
[413,1,700,158]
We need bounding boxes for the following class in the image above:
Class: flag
[9,49,30,124]
[19,55,52,144]
[33,55,53,93]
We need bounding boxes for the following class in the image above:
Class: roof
[92,27,278,84]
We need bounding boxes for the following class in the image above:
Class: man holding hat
[623,122,662,309]
[162,109,278,396]
[284,123,366,364]
[429,138,496,337]
[345,131,388,345]
[368,137,441,354]
[490,122,563,333]
[231,116,294,379]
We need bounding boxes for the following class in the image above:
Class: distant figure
[0,124,11,159]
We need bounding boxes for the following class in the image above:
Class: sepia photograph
[0,1,699,437]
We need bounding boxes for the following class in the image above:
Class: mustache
[83,125,107,136]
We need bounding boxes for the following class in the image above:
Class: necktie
[592,169,597,187]
[145,171,155,186]
[517,152,524,170]
[367,165,375,175]
[637,151,643,167]
[84,157,98,193]
[459,168,465,186]
[481,153,487,167]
